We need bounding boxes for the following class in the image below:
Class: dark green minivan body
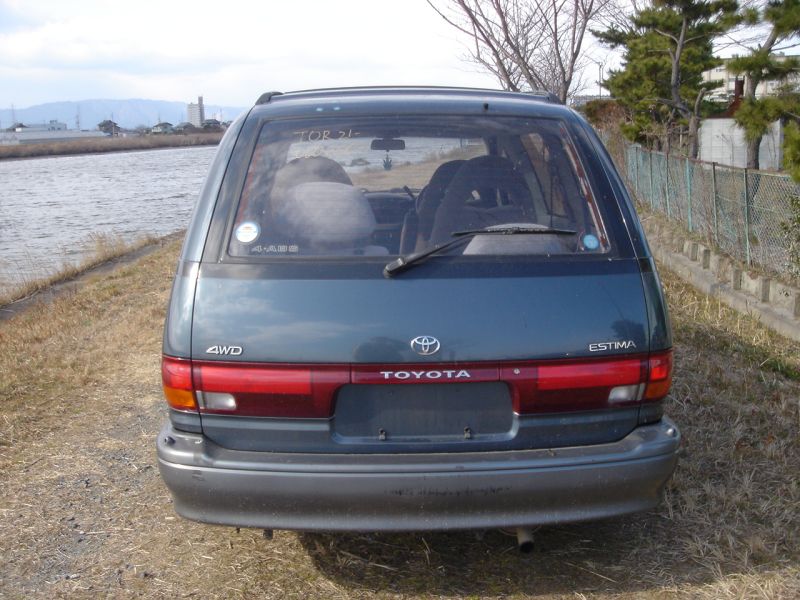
[157,88,679,531]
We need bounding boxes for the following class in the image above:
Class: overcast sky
[0,0,521,109]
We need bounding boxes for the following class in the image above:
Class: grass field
[0,239,798,598]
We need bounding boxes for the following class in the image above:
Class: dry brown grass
[0,133,222,161]
[0,233,158,307]
[0,241,798,598]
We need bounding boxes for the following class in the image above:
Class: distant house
[173,122,198,134]
[151,122,174,134]
[201,118,221,131]
[14,119,68,132]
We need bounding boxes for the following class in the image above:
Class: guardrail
[624,145,800,281]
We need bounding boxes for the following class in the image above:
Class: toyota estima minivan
[158,87,679,539]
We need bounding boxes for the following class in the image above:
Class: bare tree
[428,0,614,103]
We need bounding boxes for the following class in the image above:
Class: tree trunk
[688,115,700,159]
[747,135,761,170]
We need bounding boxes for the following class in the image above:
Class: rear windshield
[228,116,611,259]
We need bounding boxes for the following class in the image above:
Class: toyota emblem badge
[410,335,440,356]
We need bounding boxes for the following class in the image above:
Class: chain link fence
[623,145,800,280]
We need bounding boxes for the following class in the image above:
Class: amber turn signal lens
[163,386,197,411]
[162,355,197,412]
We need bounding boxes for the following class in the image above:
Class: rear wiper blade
[452,225,576,237]
[384,225,576,277]
[383,235,473,277]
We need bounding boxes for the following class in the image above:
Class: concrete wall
[641,216,800,342]
[698,119,782,169]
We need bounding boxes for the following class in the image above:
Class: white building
[187,96,205,128]
[702,55,800,102]
[13,119,67,132]
[0,129,106,145]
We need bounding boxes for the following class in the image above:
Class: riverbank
[0,240,798,598]
[0,232,182,318]
[0,132,222,161]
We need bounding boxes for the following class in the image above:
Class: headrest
[444,155,527,207]
[276,182,376,244]
[273,156,352,193]
[419,159,466,210]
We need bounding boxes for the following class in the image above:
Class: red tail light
[161,356,348,417]
[161,349,672,418]
[503,350,672,414]
[161,356,197,411]
[193,362,349,418]
[644,351,673,401]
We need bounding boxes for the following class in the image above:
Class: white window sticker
[235,222,260,244]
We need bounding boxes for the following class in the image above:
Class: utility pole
[598,63,603,98]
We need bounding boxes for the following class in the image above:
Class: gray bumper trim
[157,418,680,531]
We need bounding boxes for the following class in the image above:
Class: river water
[0,146,216,295]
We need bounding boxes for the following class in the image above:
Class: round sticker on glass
[582,234,600,250]
[235,222,260,244]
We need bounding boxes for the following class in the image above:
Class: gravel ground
[1,238,798,599]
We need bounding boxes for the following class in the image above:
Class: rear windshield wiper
[384,224,576,277]
[451,224,577,238]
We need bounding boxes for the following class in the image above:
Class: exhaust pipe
[516,528,535,553]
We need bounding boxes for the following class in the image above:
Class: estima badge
[588,340,637,352]
[410,335,440,356]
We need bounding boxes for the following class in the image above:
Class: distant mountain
[0,99,247,130]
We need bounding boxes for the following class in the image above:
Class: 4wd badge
[206,345,243,356]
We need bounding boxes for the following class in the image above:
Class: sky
[0,0,520,109]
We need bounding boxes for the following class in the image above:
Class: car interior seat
[428,155,533,246]
[398,159,467,254]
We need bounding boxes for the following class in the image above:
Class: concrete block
[682,240,692,257]
[700,248,711,269]
[733,269,743,290]
[740,271,761,296]
[689,242,699,261]
[710,255,729,279]
[760,277,771,303]
[771,282,800,318]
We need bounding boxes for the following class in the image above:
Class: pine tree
[728,0,800,170]
[596,0,739,157]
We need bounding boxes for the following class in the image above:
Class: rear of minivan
[157,88,679,531]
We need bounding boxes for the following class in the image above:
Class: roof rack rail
[255,91,283,105]
[253,86,562,105]
[524,90,561,104]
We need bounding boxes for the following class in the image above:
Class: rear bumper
[156,418,680,531]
